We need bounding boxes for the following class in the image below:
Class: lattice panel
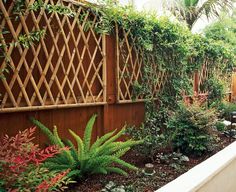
[145,55,168,98]
[0,0,106,112]
[198,59,209,93]
[116,26,168,103]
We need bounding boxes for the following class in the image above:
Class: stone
[180,155,190,162]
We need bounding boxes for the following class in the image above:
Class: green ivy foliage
[204,11,236,55]
[91,1,235,159]
[93,2,235,107]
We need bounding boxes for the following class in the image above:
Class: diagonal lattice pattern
[198,59,209,93]
[116,26,168,103]
[0,0,106,112]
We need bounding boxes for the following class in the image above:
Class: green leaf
[83,114,97,153]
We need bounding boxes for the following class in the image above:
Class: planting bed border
[157,141,236,192]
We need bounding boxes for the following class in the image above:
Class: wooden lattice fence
[0,0,227,114]
[115,25,168,103]
[0,0,106,112]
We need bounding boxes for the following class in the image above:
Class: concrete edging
[156,141,236,192]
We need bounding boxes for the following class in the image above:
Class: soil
[66,133,234,192]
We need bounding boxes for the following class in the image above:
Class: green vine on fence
[16,29,46,48]
[1,0,235,103]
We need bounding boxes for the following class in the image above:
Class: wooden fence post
[194,71,199,96]
[231,72,236,102]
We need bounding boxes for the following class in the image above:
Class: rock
[223,120,231,126]
[180,155,189,162]
[113,188,125,192]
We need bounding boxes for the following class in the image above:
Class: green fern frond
[64,139,79,161]
[113,147,131,158]
[30,118,58,145]
[112,157,138,171]
[69,129,84,164]
[31,118,75,165]
[87,155,137,173]
[90,130,116,152]
[85,155,113,170]
[83,114,97,153]
[46,154,70,165]
[66,170,82,178]
[44,162,71,171]
[52,126,75,165]
[92,167,108,174]
[106,167,128,176]
[95,127,126,155]
[53,126,65,148]
[102,140,142,156]
[102,127,126,146]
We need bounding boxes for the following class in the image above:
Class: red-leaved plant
[0,127,72,191]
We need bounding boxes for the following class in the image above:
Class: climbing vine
[1,0,235,104]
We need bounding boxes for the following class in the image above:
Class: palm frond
[198,0,233,19]
[163,0,234,29]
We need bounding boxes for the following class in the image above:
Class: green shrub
[126,102,169,161]
[215,121,226,132]
[218,102,236,120]
[126,123,166,162]
[167,102,217,156]
[201,75,226,106]
[31,115,142,178]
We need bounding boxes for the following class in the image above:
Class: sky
[88,0,235,33]
[119,0,218,33]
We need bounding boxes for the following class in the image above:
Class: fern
[89,130,116,152]
[106,167,128,176]
[30,118,75,167]
[64,140,78,161]
[31,118,58,145]
[83,114,97,153]
[31,115,142,178]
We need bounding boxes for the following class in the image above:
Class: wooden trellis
[116,25,168,103]
[198,59,209,93]
[0,0,106,112]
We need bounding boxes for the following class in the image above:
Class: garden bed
[67,133,234,192]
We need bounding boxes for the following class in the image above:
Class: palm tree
[164,0,235,29]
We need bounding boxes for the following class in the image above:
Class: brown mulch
[66,134,234,192]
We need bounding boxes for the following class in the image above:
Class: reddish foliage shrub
[36,169,70,192]
[0,127,71,191]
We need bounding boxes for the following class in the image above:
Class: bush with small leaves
[167,102,218,156]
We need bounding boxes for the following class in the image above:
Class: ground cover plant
[31,115,142,179]
[0,127,72,191]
